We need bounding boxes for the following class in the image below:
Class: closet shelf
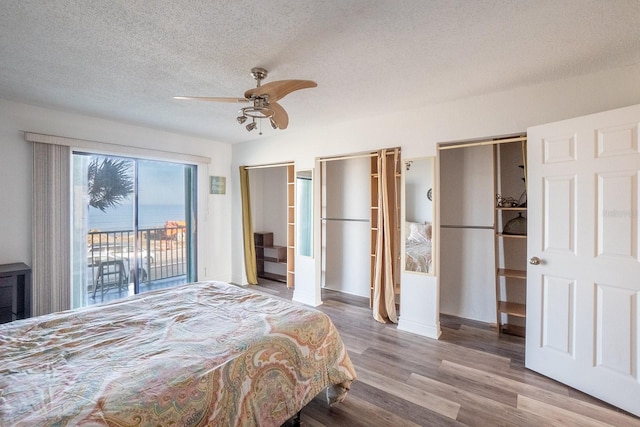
[260,272,287,282]
[497,301,526,317]
[259,256,287,264]
[494,138,528,337]
[255,232,288,284]
[500,324,525,337]
[496,233,527,239]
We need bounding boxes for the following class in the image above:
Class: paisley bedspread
[0,281,356,426]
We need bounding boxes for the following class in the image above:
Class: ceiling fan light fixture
[176,67,316,134]
[238,104,275,133]
[241,105,273,119]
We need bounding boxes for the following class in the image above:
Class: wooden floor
[256,280,640,427]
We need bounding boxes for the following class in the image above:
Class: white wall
[231,63,640,337]
[249,167,287,246]
[0,99,233,284]
[440,145,494,227]
[440,227,496,322]
[323,157,370,297]
[439,145,496,322]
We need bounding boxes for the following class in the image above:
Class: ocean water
[88,204,186,231]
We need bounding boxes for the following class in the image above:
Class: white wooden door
[526,103,640,416]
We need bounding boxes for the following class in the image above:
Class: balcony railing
[87,225,187,298]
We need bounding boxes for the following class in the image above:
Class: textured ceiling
[1,1,639,144]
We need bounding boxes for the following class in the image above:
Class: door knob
[529,256,541,265]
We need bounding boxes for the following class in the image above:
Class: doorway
[319,148,401,323]
[439,143,496,323]
[320,155,372,297]
[438,135,528,331]
[243,163,295,287]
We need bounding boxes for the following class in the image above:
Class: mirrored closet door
[403,157,435,275]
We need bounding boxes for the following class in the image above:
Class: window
[71,153,197,307]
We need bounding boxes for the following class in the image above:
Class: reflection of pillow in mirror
[407,222,431,243]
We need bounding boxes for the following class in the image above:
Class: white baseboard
[398,317,441,340]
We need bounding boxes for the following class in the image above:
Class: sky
[85,156,189,230]
[137,159,187,206]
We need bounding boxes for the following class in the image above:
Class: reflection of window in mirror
[404,158,434,274]
[296,170,313,257]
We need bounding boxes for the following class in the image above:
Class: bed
[0,281,356,426]
[405,221,432,273]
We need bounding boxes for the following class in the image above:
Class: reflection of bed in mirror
[405,221,432,273]
[403,157,434,275]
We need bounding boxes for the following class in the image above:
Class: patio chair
[92,259,127,299]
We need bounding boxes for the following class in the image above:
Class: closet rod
[441,225,494,230]
[242,162,294,170]
[321,218,369,222]
[438,135,526,151]
[320,153,374,162]
[319,148,400,163]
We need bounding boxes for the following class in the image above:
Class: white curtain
[31,142,71,315]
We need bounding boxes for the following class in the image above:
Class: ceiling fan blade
[173,96,248,103]
[244,80,317,102]
[270,102,289,129]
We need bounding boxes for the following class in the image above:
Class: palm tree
[87,158,133,212]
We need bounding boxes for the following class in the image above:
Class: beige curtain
[239,167,258,285]
[373,149,400,323]
[32,142,71,316]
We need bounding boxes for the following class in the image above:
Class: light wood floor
[256,280,640,427]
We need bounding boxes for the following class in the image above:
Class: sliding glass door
[71,153,196,308]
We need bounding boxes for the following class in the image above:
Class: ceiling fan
[174,67,317,133]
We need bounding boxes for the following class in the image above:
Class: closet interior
[320,150,402,313]
[248,165,295,287]
[439,136,527,335]
[320,156,372,299]
[493,139,527,335]
[248,149,404,321]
